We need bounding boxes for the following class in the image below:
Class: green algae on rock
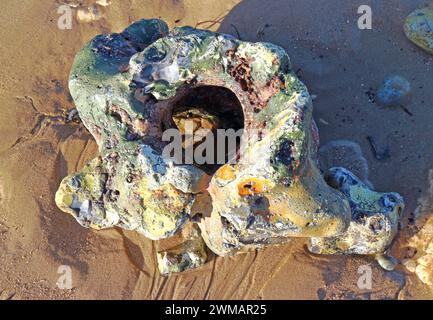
[308,167,404,270]
[56,19,405,274]
[404,8,433,55]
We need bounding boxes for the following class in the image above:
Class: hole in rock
[168,85,245,175]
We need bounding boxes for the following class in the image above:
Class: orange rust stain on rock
[237,178,272,196]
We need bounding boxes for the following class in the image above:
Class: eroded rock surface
[56,19,405,274]
[308,168,404,270]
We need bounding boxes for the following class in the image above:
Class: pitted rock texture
[308,168,404,270]
[56,19,405,274]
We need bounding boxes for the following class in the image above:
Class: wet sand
[0,0,432,299]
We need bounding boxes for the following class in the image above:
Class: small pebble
[376,254,398,271]
[376,75,411,107]
[402,259,417,273]
[404,8,433,55]
[77,5,103,23]
[96,0,111,6]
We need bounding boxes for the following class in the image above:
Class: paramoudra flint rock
[55,19,405,275]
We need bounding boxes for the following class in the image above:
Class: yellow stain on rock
[237,178,273,196]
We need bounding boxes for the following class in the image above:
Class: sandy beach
[0,0,433,299]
